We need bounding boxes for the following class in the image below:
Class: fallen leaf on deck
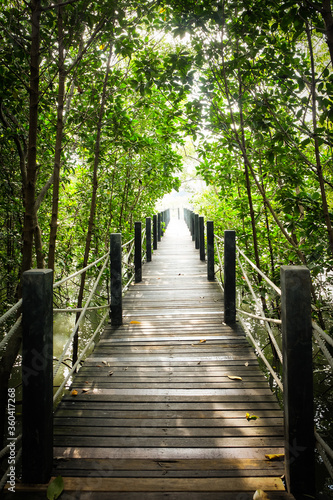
[246,412,259,420]
[265,453,284,461]
[245,362,249,367]
[81,388,89,393]
[253,490,269,500]
[47,475,64,500]
[102,360,109,365]
[197,361,201,365]
[227,375,243,381]
[109,371,114,376]
[96,365,102,367]
[71,390,78,396]
[130,320,141,324]
[200,339,206,343]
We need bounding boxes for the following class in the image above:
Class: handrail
[237,245,281,296]
[53,251,109,289]
[0,299,22,326]
[213,226,333,483]
[53,254,109,378]
[53,309,109,403]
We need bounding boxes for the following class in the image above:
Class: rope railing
[53,309,109,403]
[212,225,333,485]
[53,253,110,378]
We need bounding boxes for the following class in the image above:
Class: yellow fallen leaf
[265,453,284,461]
[130,321,141,324]
[199,339,206,343]
[71,390,78,396]
[246,413,259,421]
[227,375,243,381]
[253,490,269,500]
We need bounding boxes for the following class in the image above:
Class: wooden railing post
[110,233,122,325]
[191,212,195,241]
[207,221,214,281]
[146,217,152,262]
[194,214,199,250]
[135,221,142,283]
[153,214,158,250]
[158,212,161,242]
[22,269,53,483]
[199,216,205,261]
[281,266,315,498]
[224,230,236,324]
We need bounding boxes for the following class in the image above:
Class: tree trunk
[22,0,41,273]
[306,22,333,260]
[73,43,113,366]
[48,3,66,271]
[321,0,333,68]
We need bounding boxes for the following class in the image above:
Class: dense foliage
[1,0,333,494]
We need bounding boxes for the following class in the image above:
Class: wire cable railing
[214,231,333,481]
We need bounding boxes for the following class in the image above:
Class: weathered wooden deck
[37,219,293,498]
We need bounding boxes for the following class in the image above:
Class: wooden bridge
[14,219,295,499]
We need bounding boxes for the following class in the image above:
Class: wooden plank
[54,426,284,438]
[54,417,283,427]
[54,446,285,460]
[38,476,286,492]
[5,489,294,500]
[52,457,285,472]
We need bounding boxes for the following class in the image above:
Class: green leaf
[47,476,64,500]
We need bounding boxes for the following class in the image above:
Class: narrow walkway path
[51,219,293,499]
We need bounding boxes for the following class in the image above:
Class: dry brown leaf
[109,371,114,376]
[199,339,206,343]
[71,390,78,396]
[227,375,243,381]
[130,320,141,324]
[81,388,89,393]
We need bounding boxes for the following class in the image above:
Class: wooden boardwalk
[49,219,293,499]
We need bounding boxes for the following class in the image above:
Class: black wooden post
[153,214,158,250]
[22,269,53,483]
[146,217,152,262]
[158,212,161,242]
[281,266,315,498]
[191,212,195,241]
[224,230,236,324]
[135,221,142,283]
[194,214,199,250]
[199,216,205,261]
[207,221,214,281]
[110,233,122,325]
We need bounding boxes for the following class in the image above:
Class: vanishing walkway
[50,219,293,499]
